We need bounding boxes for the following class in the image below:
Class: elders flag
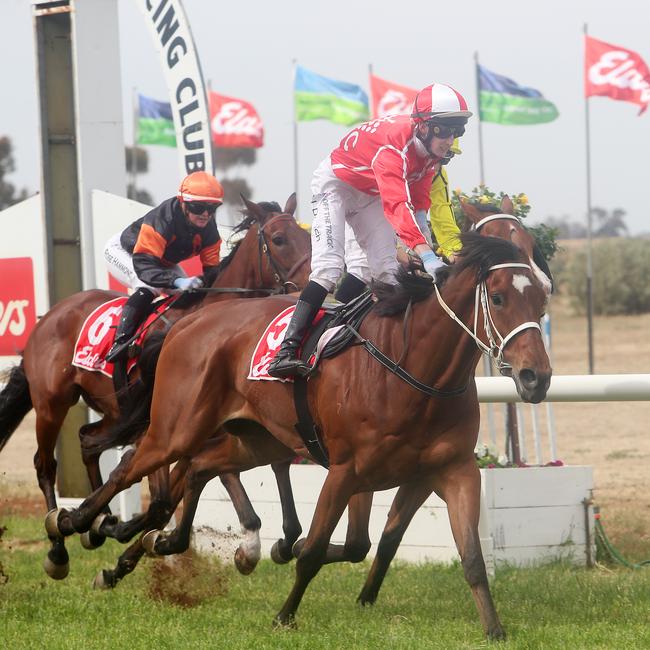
[585,35,650,115]
[209,92,264,148]
[369,74,417,118]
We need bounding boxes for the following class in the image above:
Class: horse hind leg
[274,467,356,628]
[93,536,147,590]
[358,477,436,605]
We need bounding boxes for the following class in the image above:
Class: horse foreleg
[274,467,356,628]
[441,461,505,641]
[269,460,302,565]
[358,477,436,605]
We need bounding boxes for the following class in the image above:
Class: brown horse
[0,194,310,579]
[90,196,552,588]
[54,224,551,639]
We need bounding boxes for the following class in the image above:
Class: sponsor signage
[0,258,37,355]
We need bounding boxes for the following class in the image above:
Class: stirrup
[268,357,312,378]
[105,339,129,363]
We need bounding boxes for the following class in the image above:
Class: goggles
[184,201,219,216]
[430,123,465,139]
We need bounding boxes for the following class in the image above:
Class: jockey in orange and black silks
[104,171,224,363]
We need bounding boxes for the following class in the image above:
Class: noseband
[257,213,310,293]
[434,262,542,371]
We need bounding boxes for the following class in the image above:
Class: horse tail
[100,330,166,451]
[0,362,33,453]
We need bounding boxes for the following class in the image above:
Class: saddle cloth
[248,291,375,381]
[72,296,171,378]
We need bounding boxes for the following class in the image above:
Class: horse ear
[500,195,514,215]
[240,193,267,224]
[460,199,481,225]
[284,192,297,216]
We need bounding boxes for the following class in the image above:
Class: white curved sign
[137,0,213,175]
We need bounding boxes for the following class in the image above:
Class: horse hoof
[92,570,112,590]
[142,530,161,556]
[43,555,69,580]
[272,614,297,630]
[291,538,306,559]
[270,540,292,565]
[44,508,65,538]
[80,529,106,550]
[234,545,258,575]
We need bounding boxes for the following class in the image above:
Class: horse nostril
[519,368,538,389]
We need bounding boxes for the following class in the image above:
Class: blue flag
[137,94,176,147]
[295,66,369,126]
[478,65,559,125]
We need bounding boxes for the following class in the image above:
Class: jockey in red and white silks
[268,82,472,379]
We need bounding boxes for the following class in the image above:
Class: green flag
[137,94,176,147]
[478,65,559,125]
[295,66,369,126]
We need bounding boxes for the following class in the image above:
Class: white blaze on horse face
[512,274,532,295]
[530,259,553,295]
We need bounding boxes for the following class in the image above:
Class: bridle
[472,212,522,232]
[434,262,541,371]
[257,213,310,294]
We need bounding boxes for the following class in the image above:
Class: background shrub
[561,239,650,315]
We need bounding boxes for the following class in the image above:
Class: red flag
[369,74,418,118]
[585,35,650,115]
[209,92,264,147]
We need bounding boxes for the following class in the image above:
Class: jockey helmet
[411,83,473,125]
[177,171,224,204]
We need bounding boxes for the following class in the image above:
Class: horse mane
[373,232,523,317]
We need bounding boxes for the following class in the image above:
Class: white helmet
[411,83,473,123]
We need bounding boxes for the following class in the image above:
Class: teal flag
[137,94,177,147]
[295,66,369,126]
[478,65,559,125]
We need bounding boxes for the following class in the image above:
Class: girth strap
[293,377,330,468]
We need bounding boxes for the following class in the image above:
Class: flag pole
[368,63,374,118]
[131,87,138,199]
[474,52,486,185]
[292,59,300,214]
[583,23,595,374]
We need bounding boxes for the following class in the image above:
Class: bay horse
[53,226,551,640]
[0,194,310,579]
[89,196,553,590]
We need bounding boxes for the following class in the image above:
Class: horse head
[454,233,552,403]
[460,197,553,296]
[232,194,311,292]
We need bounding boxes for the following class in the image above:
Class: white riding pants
[104,232,185,296]
[309,157,398,292]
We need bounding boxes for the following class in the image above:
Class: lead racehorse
[53,218,551,639]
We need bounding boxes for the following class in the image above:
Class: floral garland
[451,184,559,262]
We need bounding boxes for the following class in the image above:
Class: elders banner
[369,74,417,118]
[585,35,650,114]
[209,92,264,148]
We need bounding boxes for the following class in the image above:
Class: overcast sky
[2,0,649,234]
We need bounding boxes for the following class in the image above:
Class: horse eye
[271,235,287,246]
[491,294,504,307]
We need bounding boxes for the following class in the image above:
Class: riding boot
[268,281,328,378]
[105,288,155,363]
[334,273,367,304]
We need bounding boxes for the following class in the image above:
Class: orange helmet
[177,171,224,204]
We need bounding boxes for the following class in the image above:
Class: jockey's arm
[132,224,182,288]
[429,168,461,261]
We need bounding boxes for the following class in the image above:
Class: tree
[125,146,154,205]
[0,136,30,210]
[212,146,257,208]
[592,207,628,238]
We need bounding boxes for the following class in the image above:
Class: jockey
[268,83,472,378]
[104,170,224,363]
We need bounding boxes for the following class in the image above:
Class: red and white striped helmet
[177,171,224,204]
[411,83,472,122]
